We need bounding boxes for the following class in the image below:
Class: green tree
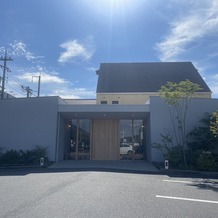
[159,79,202,166]
[188,112,218,170]
[210,110,218,137]
[188,113,217,151]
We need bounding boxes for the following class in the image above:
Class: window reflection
[120,120,144,160]
[67,119,90,160]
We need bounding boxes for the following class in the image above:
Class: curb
[0,165,218,178]
[152,162,218,178]
[159,168,218,178]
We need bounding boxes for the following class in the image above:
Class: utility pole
[32,75,41,97]
[21,85,32,98]
[0,50,13,99]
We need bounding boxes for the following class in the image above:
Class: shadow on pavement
[188,178,218,192]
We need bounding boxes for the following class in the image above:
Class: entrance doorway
[120,120,145,160]
[63,119,145,161]
[92,119,119,160]
[66,119,91,160]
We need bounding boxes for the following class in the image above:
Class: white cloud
[205,52,218,61]
[50,87,95,99]
[58,39,95,63]
[9,41,44,61]
[5,65,96,98]
[1,39,96,99]
[5,80,26,98]
[16,72,68,84]
[203,73,218,98]
[155,0,218,61]
[86,67,98,72]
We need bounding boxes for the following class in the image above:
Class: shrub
[0,146,48,165]
[187,112,218,171]
[0,149,21,165]
[30,146,48,164]
[168,146,184,169]
[153,133,187,169]
[197,151,218,171]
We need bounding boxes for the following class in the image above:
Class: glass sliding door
[120,120,132,160]
[120,120,144,160]
[132,120,144,160]
[78,120,90,160]
[68,119,91,160]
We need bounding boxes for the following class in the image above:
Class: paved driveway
[0,169,217,218]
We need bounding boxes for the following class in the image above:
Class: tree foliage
[188,112,218,170]
[188,113,218,151]
[159,80,202,166]
[210,110,218,137]
[159,80,202,105]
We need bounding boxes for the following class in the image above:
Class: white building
[0,62,217,162]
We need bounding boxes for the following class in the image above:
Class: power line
[7,72,37,98]
[5,74,26,97]
[7,74,22,87]
[0,49,40,98]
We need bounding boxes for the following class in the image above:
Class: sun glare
[107,0,132,8]
[85,0,138,15]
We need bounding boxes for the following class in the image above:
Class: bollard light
[165,160,169,170]
[40,157,44,167]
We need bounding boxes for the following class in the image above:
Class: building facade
[0,62,217,163]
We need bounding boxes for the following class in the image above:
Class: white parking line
[162,179,193,184]
[156,195,218,204]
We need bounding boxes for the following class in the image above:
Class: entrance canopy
[58,104,150,119]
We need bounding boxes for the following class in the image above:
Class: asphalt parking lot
[0,169,217,218]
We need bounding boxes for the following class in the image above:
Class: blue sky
[1,0,218,98]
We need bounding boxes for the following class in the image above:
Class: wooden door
[91,119,119,160]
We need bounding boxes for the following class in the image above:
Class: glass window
[67,119,90,160]
[112,101,119,104]
[101,101,107,104]
[120,120,144,160]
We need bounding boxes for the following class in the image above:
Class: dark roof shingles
[96,62,211,93]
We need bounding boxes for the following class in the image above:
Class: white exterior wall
[149,97,218,162]
[97,93,159,104]
[0,97,59,161]
[63,99,96,104]
[97,92,211,105]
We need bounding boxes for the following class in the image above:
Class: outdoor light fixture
[165,160,169,170]
[68,121,72,128]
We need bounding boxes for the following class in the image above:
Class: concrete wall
[63,99,96,105]
[0,97,59,161]
[149,97,218,162]
[96,92,211,105]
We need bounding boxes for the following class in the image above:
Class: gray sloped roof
[96,62,211,93]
